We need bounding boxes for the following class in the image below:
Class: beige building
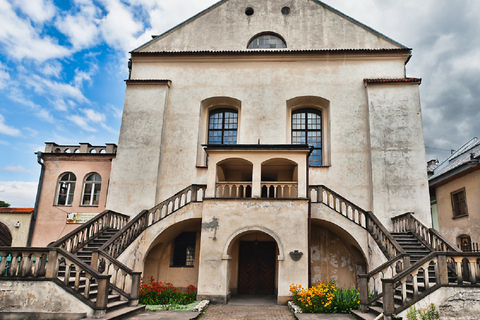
[429,137,480,251]
[104,0,430,304]
[30,142,117,247]
[11,2,480,319]
[0,207,32,247]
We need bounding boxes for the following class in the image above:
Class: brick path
[200,305,296,320]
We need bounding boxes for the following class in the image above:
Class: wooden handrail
[391,212,460,252]
[0,247,111,314]
[49,210,129,253]
[100,184,206,258]
[309,185,405,259]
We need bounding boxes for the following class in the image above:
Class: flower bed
[139,276,197,306]
[289,280,360,314]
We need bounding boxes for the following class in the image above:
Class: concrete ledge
[197,294,229,304]
[0,312,87,320]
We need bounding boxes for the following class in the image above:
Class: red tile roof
[0,207,34,214]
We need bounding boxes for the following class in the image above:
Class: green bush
[406,304,440,320]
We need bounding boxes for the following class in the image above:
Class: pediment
[134,0,405,53]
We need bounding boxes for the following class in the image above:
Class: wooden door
[238,241,276,295]
[0,222,12,246]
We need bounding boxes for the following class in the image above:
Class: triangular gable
[133,0,406,53]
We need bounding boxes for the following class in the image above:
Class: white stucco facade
[104,0,431,303]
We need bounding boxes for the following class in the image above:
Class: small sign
[66,212,98,224]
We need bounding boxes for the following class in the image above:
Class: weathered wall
[127,54,415,220]
[197,199,309,304]
[0,280,93,317]
[310,224,366,288]
[366,82,431,228]
[107,82,170,216]
[143,229,201,289]
[435,169,480,245]
[0,213,31,247]
[396,287,480,320]
[31,155,114,247]
[138,0,402,52]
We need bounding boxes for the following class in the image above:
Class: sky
[0,0,479,207]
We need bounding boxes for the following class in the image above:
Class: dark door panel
[238,241,276,295]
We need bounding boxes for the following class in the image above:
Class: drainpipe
[307,153,311,288]
[27,152,44,247]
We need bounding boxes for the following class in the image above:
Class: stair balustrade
[261,182,297,198]
[381,252,480,317]
[0,247,110,315]
[101,184,207,258]
[309,185,405,260]
[215,182,252,198]
[49,210,129,253]
[392,213,460,252]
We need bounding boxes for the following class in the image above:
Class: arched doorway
[227,231,279,296]
[0,222,12,246]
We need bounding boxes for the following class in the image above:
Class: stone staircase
[352,232,434,320]
[60,228,145,320]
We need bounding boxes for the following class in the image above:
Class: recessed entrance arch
[223,227,283,297]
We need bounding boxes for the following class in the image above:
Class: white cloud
[55,1,101,50]
[0,62,10,89]
[0,0,70,61]
[11,0,56,23]
[0,181,37,207]
[0,114,21,136]
[2,165,32,173]
[99,0,145,51]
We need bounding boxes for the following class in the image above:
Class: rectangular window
[171,232,196,267]
[451,188,468,217]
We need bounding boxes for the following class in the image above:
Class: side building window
[292,108,322,166]
[171,232,196,267]
[247,33,287,49]
[82,173,102,206]
[451,188,467,217]
[56,172,76,206]
[208,109,238,144]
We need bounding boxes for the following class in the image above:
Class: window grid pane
[208,109,238,145]
[292,109,322,166]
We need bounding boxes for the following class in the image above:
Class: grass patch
[145,300,201,311]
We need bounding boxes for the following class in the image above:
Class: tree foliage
[0,201,11,207]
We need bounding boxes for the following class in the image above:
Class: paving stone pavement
[199,305,296,320]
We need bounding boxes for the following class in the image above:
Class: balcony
[204,144,311,199]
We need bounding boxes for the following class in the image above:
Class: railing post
[382,279,395,319]
[402,255,411,270]
[359,274,369,312]
[129,272,142,306]
[437,253,449,285]
[95,276,110,313]
[45,249,59,278]
[191,185,198,202]
[90,249,99,270]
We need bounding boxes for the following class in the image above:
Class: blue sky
[1,0,479,206]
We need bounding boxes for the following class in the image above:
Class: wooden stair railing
[0,247,111,318]
[392,212,461,252]
[309,185,405,259]
[382,251,480,318]
[48,210,141,309]
[49,210,129,253]
[101,184,207,259]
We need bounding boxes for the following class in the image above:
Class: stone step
[83,305,145,320]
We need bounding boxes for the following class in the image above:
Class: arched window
[247,33,287,49]
[292,108,322,166]
[208,109,238,144]
[82,173,102,206]
[56,172,76,206]
[0,222,12,246]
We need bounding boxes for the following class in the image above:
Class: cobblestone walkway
[200,305,296,320]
